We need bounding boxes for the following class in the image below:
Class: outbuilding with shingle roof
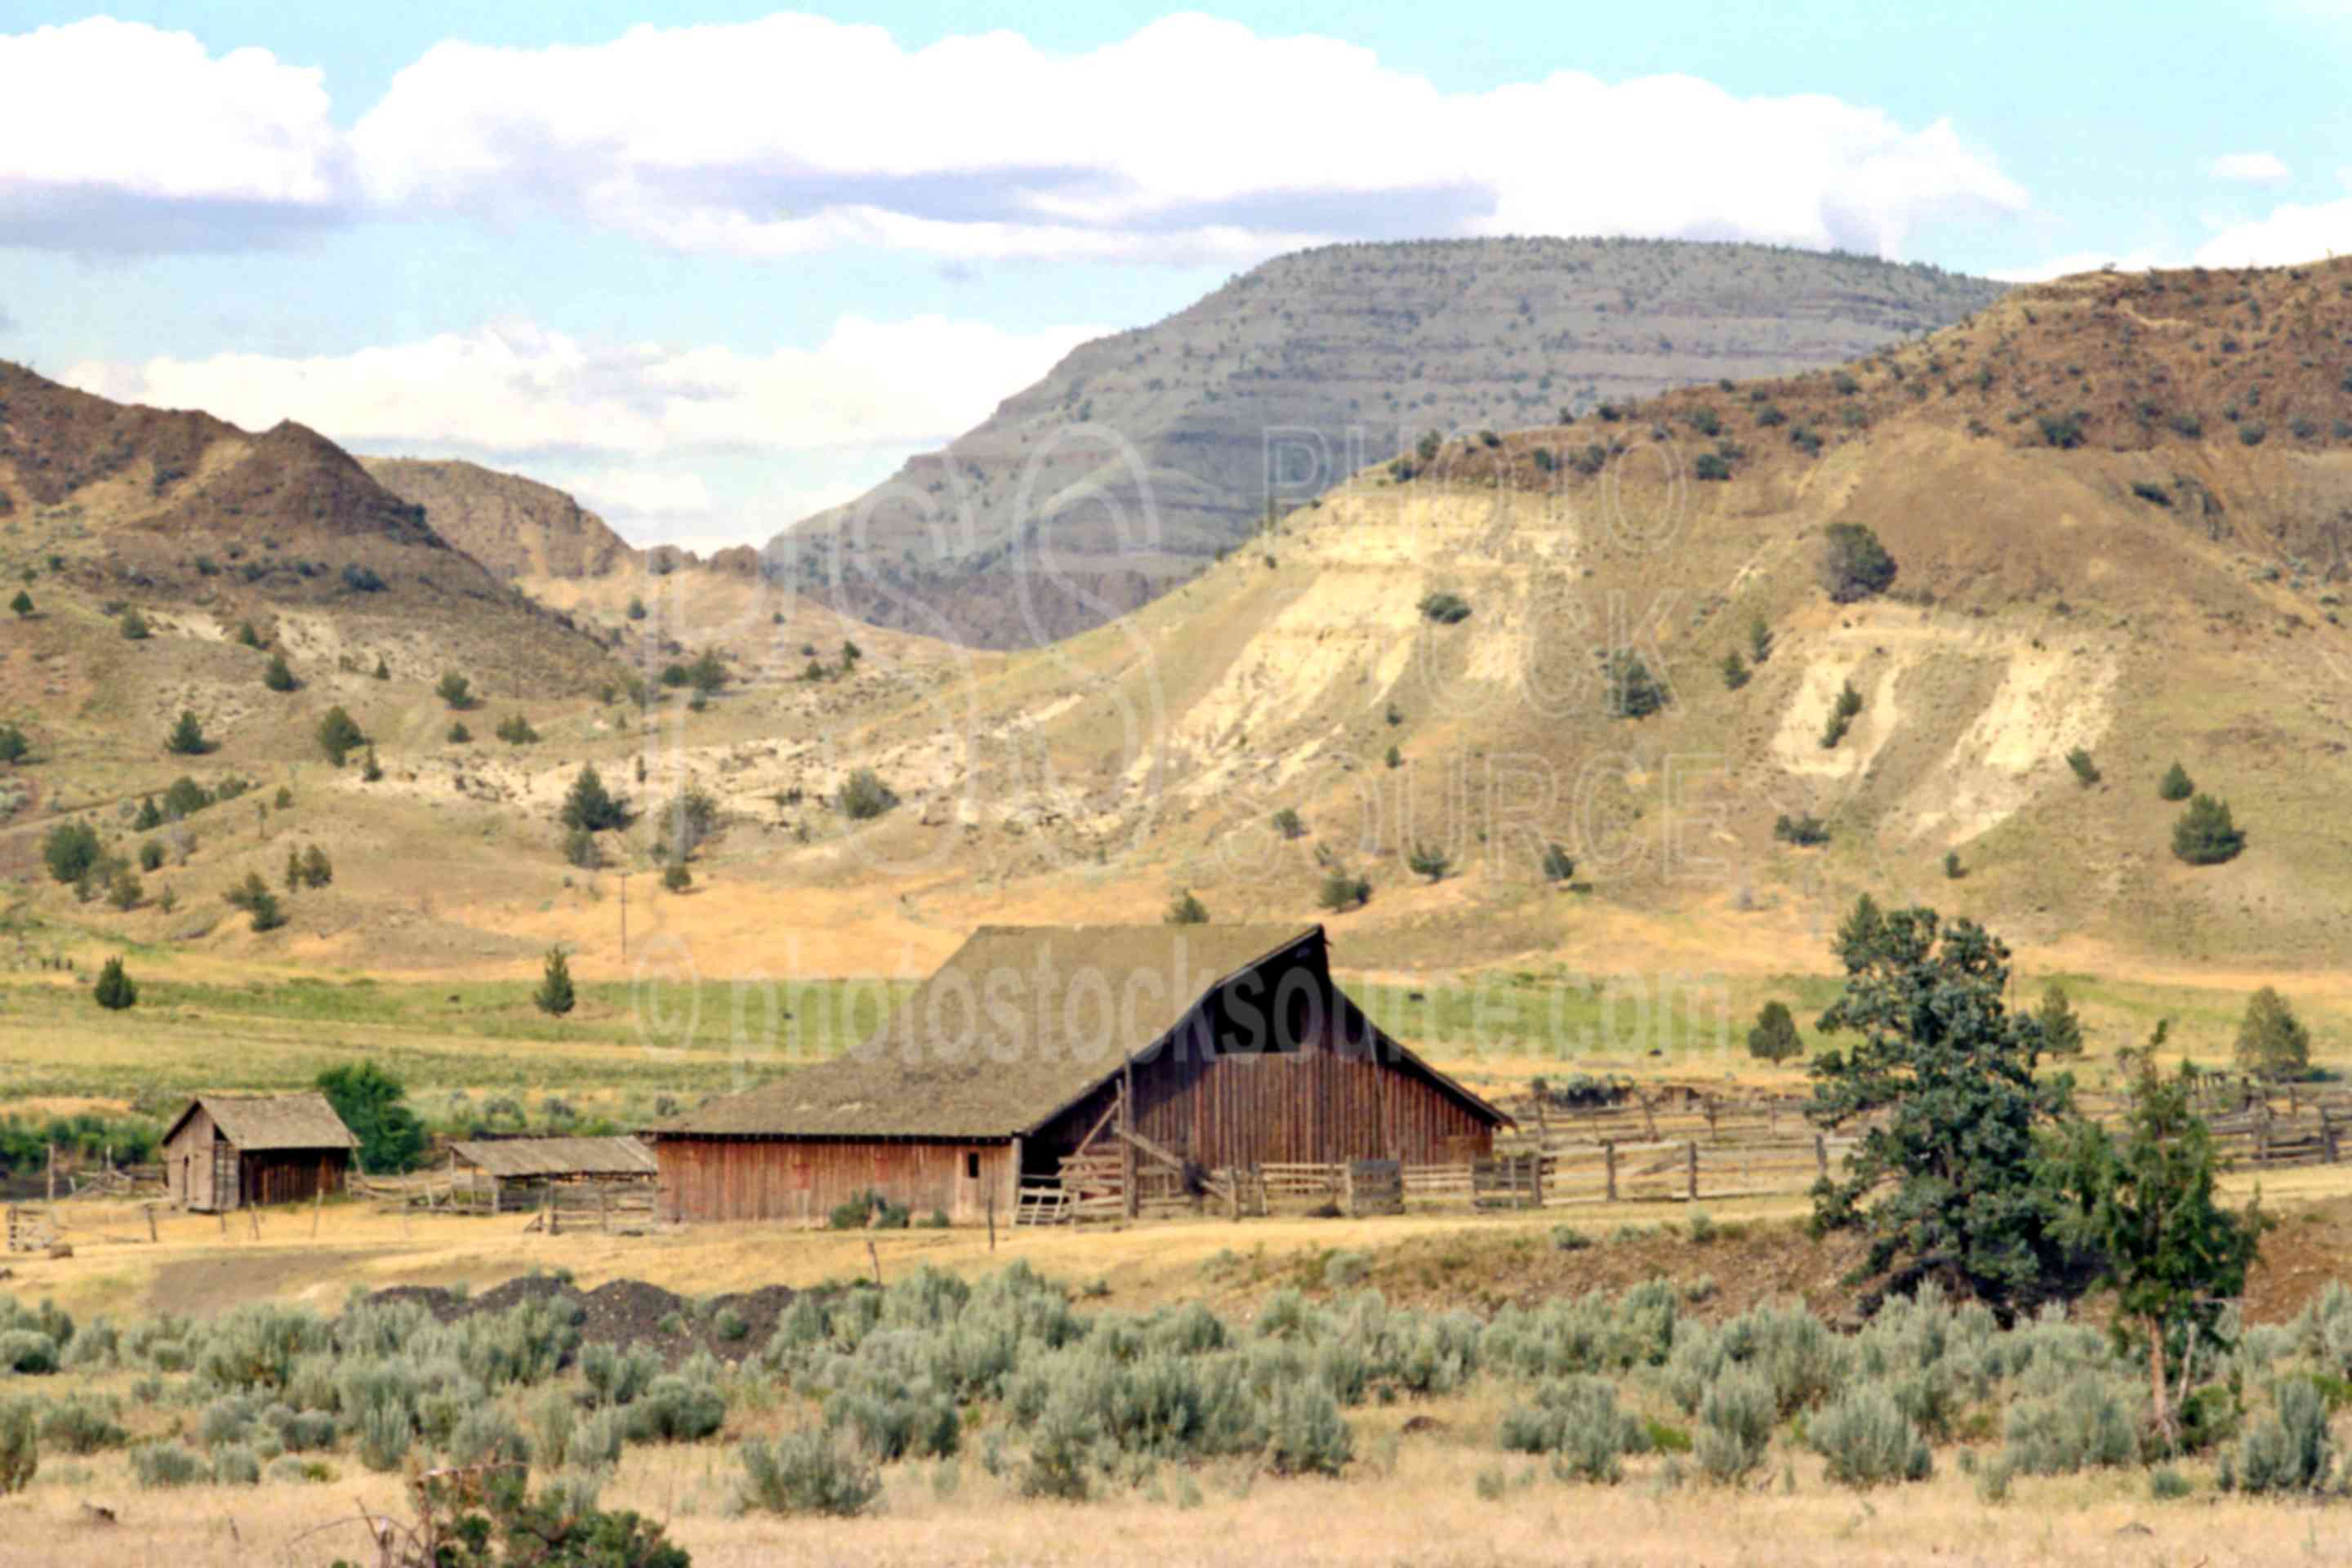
[161,1093,359,1212]
[643,923,1508,1224]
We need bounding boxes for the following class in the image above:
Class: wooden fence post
[2323,1107,2340,1165]
[145,1205,158,1244]
[1686,1141,1699,1202]
[1603,1140,1618,1203]
[987,1189,997,1253]
[1529,1154,1544,1209]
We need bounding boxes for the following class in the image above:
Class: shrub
[1317,868,1372,912]
[1720,648,1749,689]
[0,1401,32,1494]
[628,1377,727,1443]
[1695,452,1731,481]
[2172,793,2243,864]
[2001,1374,2141,1475]
[1695,1367,1774,1482]
[1264,1382,1352,1477]
[1944,850,1963,880]
[38,1397,126,1454]
[1405,844,1451,883]
[0,1331,58,1374]
[2158,761,2194,801]
[1808,1386,1930,1487]
[448,1405,530,1466]
[739,1428,882,1517]
[661,862,692,894]
[1604,652,1665,719]
[1417,591,1472,625]
[262,653,296,693]
[212,1442,261,1486]
[2238,421,2267,447]
[836,768,898,821]
[1539,842,1575,884]
[2036,412,2086,449]
[1819,522,1897,602]
[42,822,100,884]
[1165,890,1209,925]
[435,672,474,710]
[1273,808,1306,840]
[129,1439,205,1488]
[534,947,576,1018]
[1773,813,1829,847]
[2065,747,2100,786]
[2221,1379,2334,1494]
[1501,1377,1646,1483]
[2149,1464,2191,1500]
[2131,480,2172,506]
[560,764,630,833]
[494,713,540,746]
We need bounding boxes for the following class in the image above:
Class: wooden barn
[644,924,1509,1225]
[162,1094,358,1212]
[447,1136,657,1214]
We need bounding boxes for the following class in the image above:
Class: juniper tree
[2036,983,2086,1057]
[262,653,296,693]
[164,710,211,756]
[316,706,364,767]
[1748,1001,1802,1062]
[2234,987,2310,1081]
[0,724,24,765]
[2172,794,2244,865]
[1164,890,1209,925]
[534,947,577,1017]
[559,764,630,833]
[1806,901,2077,1316]
[93,956,136,1012]
[7,591,29,618]
[1406,844,1452,882]
[2158,762,2194,802]
[2047,1060,2265,1445]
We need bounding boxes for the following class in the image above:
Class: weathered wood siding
[656,1138,1014,1225]
[1034,956,1495,1167]
[235,1150,348,1208]
[163,1105,216,1211]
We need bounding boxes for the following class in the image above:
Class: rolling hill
[773,237,2007,648]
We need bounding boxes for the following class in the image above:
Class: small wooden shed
[162,1094,358,1212]
[448,1136,657,1214]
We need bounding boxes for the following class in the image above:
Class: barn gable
[645,924,1509,1224]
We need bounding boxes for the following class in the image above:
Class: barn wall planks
[657,1138,1014,1225]
[163,1106,350,1212]
[238,1151,347,1208]
[163,1103,217,1211]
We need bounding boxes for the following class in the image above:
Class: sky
[2,4,2349,555]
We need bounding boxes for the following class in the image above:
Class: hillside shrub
[2221,1379,2333,1494]
[836,768,898,821]
[262,653,296,693]
[38,1396,125,1454]
[1819,523,1897,603]
[316,706,364,767]
[1165,890,1209,925]
[1604,653,1665,719]
[1417,591,1471,624]
[1317,869,1372,912]
[1746,1001,1802,1063]
[163,710,211,756]
[2065,747,2100,786]
[1772,813,1829,847]
[93,956,137,1012]
[2235,987,2310,1081]
[2158,761,2194,801]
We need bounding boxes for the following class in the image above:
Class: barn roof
[449,1136,657,1179]
[163,1093,358,1152]
[645,923,1509,1141]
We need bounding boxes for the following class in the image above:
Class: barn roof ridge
[643,922,1508,1141]
[162,1092,359,1152]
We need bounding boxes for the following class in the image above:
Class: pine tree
[301,845,332,889]
[317,706,364,766]
[1747,1000,1802,1062]
[1807,901,2074,1313]
[372,656,390,680]
[92,956,136,1011]
[2048,1060,2265,1443]
[2171,794,2245,865]
[435,671,473,709]
[234,621,262,648]
[163,710,210,756]
[7,590,30,618]
[262,653,296,693]
[1720,648,1750,690]
[1165,890,1209,925]
[559,764,629,832]
[2036,983,2085,1056]
[2158,761,2194,802]
[2235,986,2310,1080]
[1406,843,1452,882]
[285,844,304,893]
[105,866,141,911]
[1539,842,1576,884]
[534,947,577,1016]
[134,795,163,831]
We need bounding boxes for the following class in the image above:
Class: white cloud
[2194,197,2352,266]
[61,314,1101,461]
[0,19,345,251]
[348,13,2028,261]
[565,468,715,520]
[2205,152,2292,185]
